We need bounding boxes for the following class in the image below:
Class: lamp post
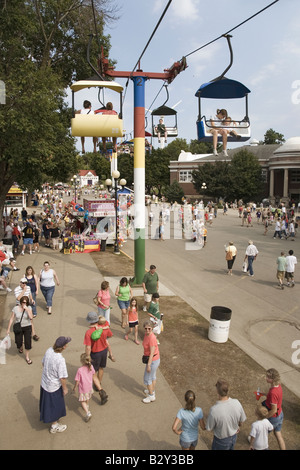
[105,170,126,254]
[71,174,80,203]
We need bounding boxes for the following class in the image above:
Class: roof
[195,77,251,99]
[71,80,123,94]
[78,170,97,177]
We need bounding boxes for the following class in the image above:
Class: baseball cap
[55,336,71,348]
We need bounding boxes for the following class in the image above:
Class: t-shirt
[23,225,34,239]
[142,332,160,360]
[265,385,283,417]
[176,407,204,443]
[41,347,68,393]
[277,256,287,272]
[249,419,273,450]
[74,365,95,395]
[143,272,159,294]
[206,398,247,439]
[97,289,110,307]
[286,255,297,273]
[84,324,113,353]
[148,301,160,319]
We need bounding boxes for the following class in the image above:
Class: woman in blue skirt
[40,336,71,433]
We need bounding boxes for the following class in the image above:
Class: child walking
[248,405,273,450]
[73,353,95,422]
[125,297,139,344]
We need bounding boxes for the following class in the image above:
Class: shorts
[117,299,130,310]
[268,411,284,432]
[277,271,284,280]
[23,238,33,245]
[91,349,108,371]
[144,293,152,303]
[144,358,160,385]
[179,438,198,449]
[129,320,139,328]
[285,272,294,280]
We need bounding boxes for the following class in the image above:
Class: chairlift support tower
[99,49,187,284]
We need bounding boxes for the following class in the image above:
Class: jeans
[31,292,37,316]
[98,306,110,325]
[212,433,237,450]
[40,285,55,307]
[247,256,255,275]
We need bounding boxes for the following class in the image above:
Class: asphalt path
[122,207,300,398]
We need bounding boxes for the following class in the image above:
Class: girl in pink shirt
[73,353,95,422]
[125,297,139,344]
[97,281,111,324]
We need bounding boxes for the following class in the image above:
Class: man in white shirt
[244,240,259,277]
[285,250,297,287]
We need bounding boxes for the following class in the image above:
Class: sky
[69,0,300,153]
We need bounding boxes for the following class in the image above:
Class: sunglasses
[144,327,152,330]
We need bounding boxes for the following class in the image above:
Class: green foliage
[0,0,117,234]
[192,149,264,201]
[163,181,185,203]
[263,128,285,145]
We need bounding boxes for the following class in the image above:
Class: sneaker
[223,150,228,157]
[144,389,155,396]
[49,423,67,434]
[0,285,4,290]
[21,252,24,256]
[142,306,147,312]
[213,149,218,156]
[99,389,108,405]
[84,412,92,422]
[143,394,155,403]
[6,288,12,292]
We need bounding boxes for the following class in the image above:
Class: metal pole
[131,75,147,284]
[114,177,120,254]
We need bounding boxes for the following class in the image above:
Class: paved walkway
[0,247,208,450]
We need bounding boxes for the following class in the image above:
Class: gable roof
[78,170,97,177]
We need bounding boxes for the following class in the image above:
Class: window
[291,169,300,183]
[179,170,193,183]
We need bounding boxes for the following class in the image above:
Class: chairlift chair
[195,34,251,143]
[71,80,124,138]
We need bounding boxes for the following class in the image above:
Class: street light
[105,170,126,254]
[71,174,80,203]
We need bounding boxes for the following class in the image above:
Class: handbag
[225,249,233,260]
[13,309,25,335]
[142,355,149,364]
[242,261,248,273]
[93,293,99,305]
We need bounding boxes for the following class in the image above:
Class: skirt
[39,386,66,423]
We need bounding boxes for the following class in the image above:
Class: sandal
[18,347,23,353]
[33,335,40,341]
[26,359,32,365]
[108,353,116,362]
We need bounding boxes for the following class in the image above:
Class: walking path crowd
[0,188,299,450]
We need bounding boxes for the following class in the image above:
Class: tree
[192,150,264,202]
[263,128,285,145]
[228,150,264,201]
[164,181,185,203]
[0,0,118,235]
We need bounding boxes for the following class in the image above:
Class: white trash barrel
[208,306,232,343]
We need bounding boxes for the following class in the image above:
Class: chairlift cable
[184,0,279,59]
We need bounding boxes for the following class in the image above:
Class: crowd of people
[0,189,297,449]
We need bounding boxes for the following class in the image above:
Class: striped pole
[131,75,147,284]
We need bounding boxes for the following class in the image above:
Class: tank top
[26,275,36,293]
[40,269,55,287]
[118,284,130,301]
